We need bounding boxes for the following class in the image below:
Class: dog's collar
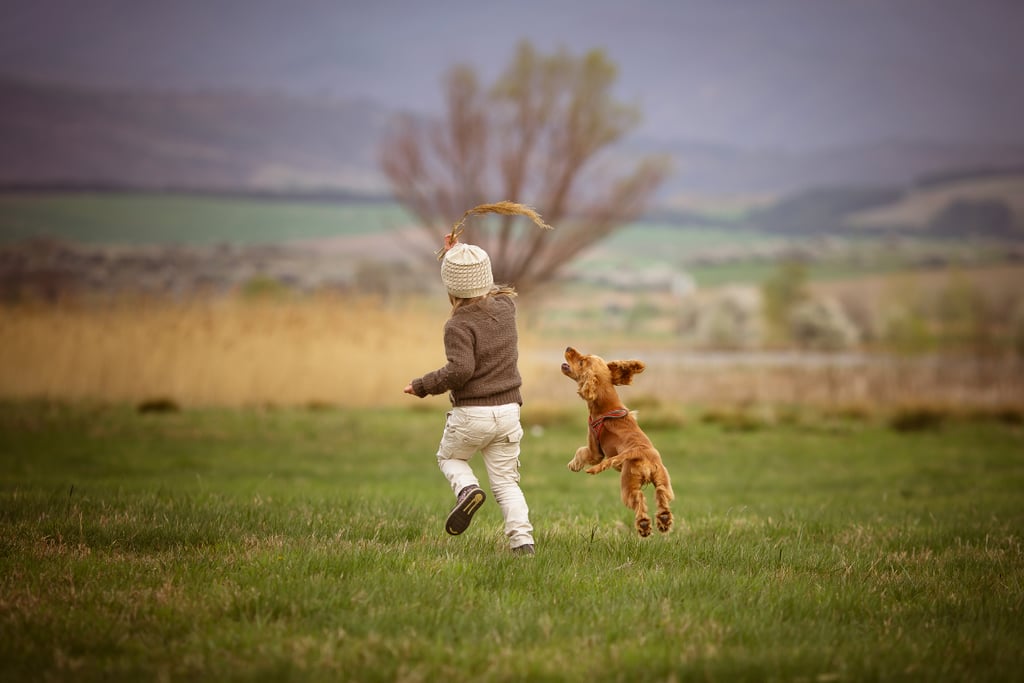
[589,408,630,445]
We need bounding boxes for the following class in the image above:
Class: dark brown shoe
[445,485,486,535]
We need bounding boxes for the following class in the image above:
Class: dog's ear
[578,369,599,401]
[608,360,645,386]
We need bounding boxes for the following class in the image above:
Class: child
[403,238,535,555]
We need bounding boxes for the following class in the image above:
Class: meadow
[2,192,1024,681]
[1,400,1022,682]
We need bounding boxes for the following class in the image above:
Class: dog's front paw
[584,464,601,475]
[568,447,592,472]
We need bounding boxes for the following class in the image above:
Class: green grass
[0,193,412,245]
[1,401,1022,681]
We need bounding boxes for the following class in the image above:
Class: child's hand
[444,233,458,250]
[403,384,415,395]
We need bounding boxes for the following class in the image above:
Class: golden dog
[561,347,674,536]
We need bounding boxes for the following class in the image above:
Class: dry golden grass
[523,353,1024,416]
[0,295,452,407]
[3,292,1023,412]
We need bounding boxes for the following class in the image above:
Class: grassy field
[1,401,1022,681]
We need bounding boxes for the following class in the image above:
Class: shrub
[761,258,809,344]
[1010,300,1024,358]
[136,397,181,414]
[888,405,947,432]
[700,403,773,431]
[691,287,763,350]
[788,296,861,351]
[239,275,292,301]
[883,307,935,355]
[631,406,688,431]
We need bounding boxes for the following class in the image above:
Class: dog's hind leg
[653,464,674,533]
[620,462,652,537]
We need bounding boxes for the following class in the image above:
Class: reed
[3,296,1023,413]
[0,295,446,408]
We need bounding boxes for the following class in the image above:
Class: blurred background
[1,0,1022,412]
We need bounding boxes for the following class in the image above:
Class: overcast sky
[2,0,1022,150]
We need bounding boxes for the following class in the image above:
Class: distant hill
[0,77,394,193]
[4,77,1024,202]
[845,175,1024,237]
[746,173,1024,239]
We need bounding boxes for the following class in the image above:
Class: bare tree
[380,42,671,295]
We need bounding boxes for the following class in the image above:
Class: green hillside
[747,173,1024,239]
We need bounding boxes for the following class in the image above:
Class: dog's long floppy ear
[608,360,645,386]
[578,369,599,401]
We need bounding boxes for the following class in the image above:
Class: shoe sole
[445,488,486,535]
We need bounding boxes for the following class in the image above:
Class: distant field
[0,192,414,245]
[2,192,1019,294]
[0,192,778,260]
[687,250,1013,288]
[0,192,769,250]
[575,222,783,274]
[592,222,781,254]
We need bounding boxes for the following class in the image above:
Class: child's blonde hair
[439,201,549,314]
[450,284,517,314]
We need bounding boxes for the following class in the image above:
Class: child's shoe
[511,543,535,556]
[445,485,486,535]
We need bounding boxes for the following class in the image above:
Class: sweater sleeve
[411,319,476,397]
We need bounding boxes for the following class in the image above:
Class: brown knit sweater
[410,294,523,406]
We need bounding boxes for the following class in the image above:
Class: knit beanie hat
[441,243,494,298]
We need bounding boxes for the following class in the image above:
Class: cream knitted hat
[441,243,494,298]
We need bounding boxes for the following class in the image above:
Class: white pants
[436,404,534,548]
